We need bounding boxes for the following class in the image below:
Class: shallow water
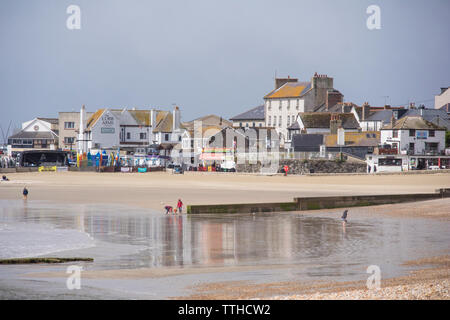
[0,200,449,299]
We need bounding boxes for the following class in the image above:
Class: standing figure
[177,199,183,214]
[23,186,28,200]
[341,209,348,226]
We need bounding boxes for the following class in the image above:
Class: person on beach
[283,165,289,176]
[2,175,9,181]
[22,186,28,200]
[341,209,348,226]
[177,199,183,214]
[164,205,173,214]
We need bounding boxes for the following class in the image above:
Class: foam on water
[0,222,95,259]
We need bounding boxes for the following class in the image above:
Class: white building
[8,117,59,152]
[366,116,450,172]
[77,105,183,154]
[435,87,450,109]
[263,73,336,144]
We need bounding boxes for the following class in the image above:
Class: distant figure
[22,186,28,200]
[341,209,348,226]
[2,175,9,181]
[374,165,377,173]
[164,205,173,214]
[177,199,183,214]
[283,165,289,176]
[368,166,371,174]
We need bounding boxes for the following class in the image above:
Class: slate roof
[291,134,323,151]
[264,82,311,99]
[381,116,446,130]
[299,112,360,129]
[230,105,265,121]
[8,131,58,140]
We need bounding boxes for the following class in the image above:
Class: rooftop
[264,81,311,99]
[381,116,446,130]
[298,112,360,129]
[230,105,265,121]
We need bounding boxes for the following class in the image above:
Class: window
[267,117,271,126]
[287,116,290,126]
[409,129,415,137]
[279,116,282,127]
[268,100,271,111]
[64,122,75,129]
[287,100,290,110]
[273,116,277,126]
[409,143,414,151]
[429,130,435,137]
[165,134,169,141]
[296,99,300,110]
[393,130,398,138]
[259,123,262,127]
[140,133,146,140]
[64,137,75,144]
[379,158,402,166]
[252,122,255,127]
[126,132,131,140]
[239,122,242,127]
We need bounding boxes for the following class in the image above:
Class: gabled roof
[182,114,232,132]
[86,109,105,129]
[37,118,59,125]
[299,112,360,129]
[264,82,311,99]
[381,116,446,130]
[153,111,173,132]
[230,105,265,121]
[128,110,151,126]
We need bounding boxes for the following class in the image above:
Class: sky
[0,0,449,141]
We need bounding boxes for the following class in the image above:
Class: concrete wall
[187,188,450,214]
[236,159,367,174]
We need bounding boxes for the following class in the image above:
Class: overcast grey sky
[0,0,449,139]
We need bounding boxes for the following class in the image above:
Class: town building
[8,117,59,153]
[366,116,450,172]
[230,105,265,128]
[58,111,94,151]
[263,73,339,143]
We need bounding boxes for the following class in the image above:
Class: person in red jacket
[283,165,289,176]
[177,199,183,214]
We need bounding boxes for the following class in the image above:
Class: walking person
[22,186,28,200]
[177,199,183,214]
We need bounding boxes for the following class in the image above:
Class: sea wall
[187,188,450,214]
[236,159,366,174]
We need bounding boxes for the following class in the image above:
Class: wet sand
[1,171,449,211]
[176,256,450,300]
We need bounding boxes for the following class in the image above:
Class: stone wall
[236,159,367,174]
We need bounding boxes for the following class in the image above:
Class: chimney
[390,114,396,128]
[362,102,370,121]
[330,114,342,134]
[173,106,180,131]
[326,89,343,110]
[312,73,333,89]
[150,109,156,127]
[337,127,345,146]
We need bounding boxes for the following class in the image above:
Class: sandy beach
[1,171,449,211]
